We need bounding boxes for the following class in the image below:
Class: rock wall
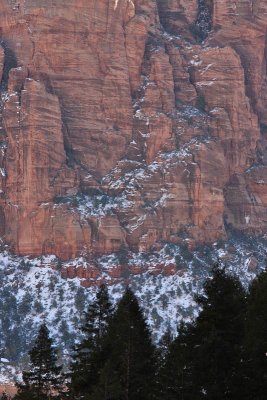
[0,0,266,259]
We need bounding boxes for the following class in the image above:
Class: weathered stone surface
[157,0,198,38]
[0,0,134,177]
[62,264,100,280]
[190,46,260,176]
[168,46,197,105]
[210,0,267,124]
[0,0,266,265]
[246,256,259,273]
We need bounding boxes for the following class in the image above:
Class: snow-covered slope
[0,234,265,382]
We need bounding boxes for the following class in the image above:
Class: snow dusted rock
[0,0,265,265]
[246,256,259,273]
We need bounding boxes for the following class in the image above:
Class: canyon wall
[0,0,266,260]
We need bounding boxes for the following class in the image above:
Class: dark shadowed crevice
[156,0,192,37]
[193,0,213,42]
[0,41,17,91]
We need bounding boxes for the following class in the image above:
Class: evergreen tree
[241,268,267,400]
[155,326,173,397]
[90,287,156,400]
[192,265,246,399]
[75,287,86,316]
[69,284,113,398]
[157,322,195,400]
[157,327,173,366]
[15,324,62,400]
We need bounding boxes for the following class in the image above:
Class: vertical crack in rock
[194,0,213,41]
[0,42,17,91]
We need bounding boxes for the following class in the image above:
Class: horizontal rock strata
[0,0,265,260]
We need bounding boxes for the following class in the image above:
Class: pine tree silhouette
[90,287,156,400]
[240,268,267,400]
[192,265,246,399]
[70,284,113,399]
[15,324,62,400]
[157,322,195,400]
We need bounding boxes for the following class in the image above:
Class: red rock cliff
[0,0,266,259]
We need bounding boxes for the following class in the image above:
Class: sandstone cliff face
[0,0,266,260]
